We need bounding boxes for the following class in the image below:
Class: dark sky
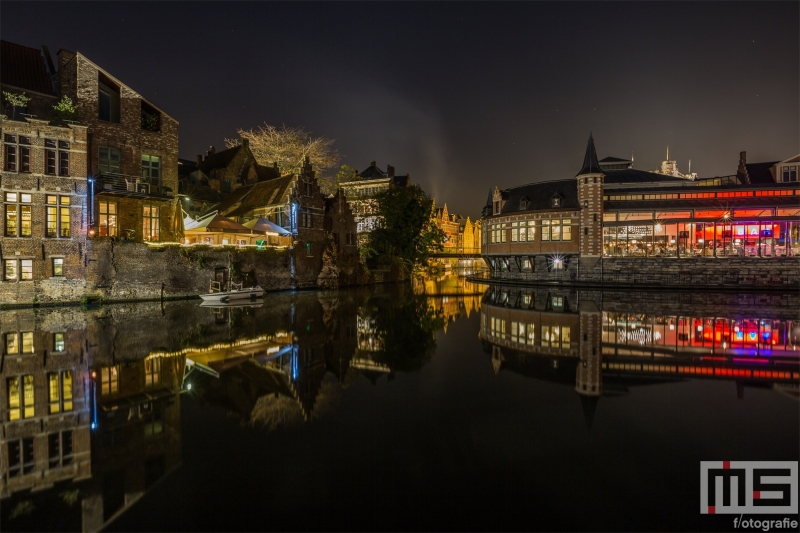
[3,2,797,218]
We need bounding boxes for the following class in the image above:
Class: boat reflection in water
[0,284,798,531]
[479,286,799,425]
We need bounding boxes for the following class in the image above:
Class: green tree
[3,91,31,119]
[52,95,78,123]
[367,185,446,268]
[335,164,361,188]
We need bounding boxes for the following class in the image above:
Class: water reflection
[1,284,798,531]
[480,286,800,427]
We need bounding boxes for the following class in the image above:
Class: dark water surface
[1,281,798,532]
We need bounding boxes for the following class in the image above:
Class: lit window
[21,331,33,353]
[48,371,73,413]
[145,358,161,387]
[98,201,117,237]
[143,205,160,241]
[7,375,35,420]
[20,260,33,280]
[53,258,64,277]
[45,195,71,238]
[100,366,120,395]
[562,219,572,241]
[53,333,65,352]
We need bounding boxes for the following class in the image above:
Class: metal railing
[96,172,173,198]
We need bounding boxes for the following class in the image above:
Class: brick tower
[576,134,605,269]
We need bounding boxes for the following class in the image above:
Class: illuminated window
[145,358,161,387]
[511,221,519,242]
[46,195,71,238]
[541,220,551,241]
[98,201,117,237]
[562,219,572,240]
[6,332,19,354]
[143,205,160,241]
[100,366,119,395]
[53,258,64,277]
[21,331,33,353]
[48,371,73,414]
[541,326,571,348]
[4,192,32,237]
[305,242,313,256]
[7,375,35,420]
[53,333,65,352]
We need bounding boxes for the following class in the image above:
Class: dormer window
[550,194,562,208]
[493,201,500,215]
[519,198,528,211]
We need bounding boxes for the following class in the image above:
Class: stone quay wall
[1,240,398,307]
[479,256,800,290]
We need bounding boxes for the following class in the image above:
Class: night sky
[2,2,797,217]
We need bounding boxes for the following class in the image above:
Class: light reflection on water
[1,281,798,531]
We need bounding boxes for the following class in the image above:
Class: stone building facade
[339,161,410,236]
[190,139,279,196]
[0,309,92,499]
[482,135,800,283]
[1,115,89,302]
[56,49,181,243]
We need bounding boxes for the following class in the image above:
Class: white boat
[199,280,264,303]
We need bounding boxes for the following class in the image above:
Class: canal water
[1,277,798,532]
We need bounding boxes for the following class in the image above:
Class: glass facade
[603,220,800,257]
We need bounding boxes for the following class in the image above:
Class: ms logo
[700,461,798,514]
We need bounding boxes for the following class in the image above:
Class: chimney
[387,164,395,177]
[209,146,216,155]
[241,138,249,150]
[370,161,376,167]
[196,155,203,167]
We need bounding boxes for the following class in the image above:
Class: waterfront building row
[481,135,800,279]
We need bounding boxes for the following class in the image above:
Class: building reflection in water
[479,286,800,425]
[1,284,798,530]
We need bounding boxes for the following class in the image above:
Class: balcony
[95,172,173,199]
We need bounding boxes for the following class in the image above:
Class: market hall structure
[480,135,800,284]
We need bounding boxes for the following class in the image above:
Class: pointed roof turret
[576,133,604,177]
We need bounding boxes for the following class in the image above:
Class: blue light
[91,422,96,429]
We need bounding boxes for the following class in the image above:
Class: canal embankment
[468,256,800,292]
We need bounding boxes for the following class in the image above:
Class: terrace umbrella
[189,215,252,233]
[242,217,291,236]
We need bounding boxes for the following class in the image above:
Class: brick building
[0,311,92,500]
[56,48,182,243]
[215,157,354,287]
[190,139,279,196]
[1,50,90,298]
[481,135,800,280]
[339,161,410,236]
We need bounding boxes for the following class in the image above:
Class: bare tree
[225,123,340,194]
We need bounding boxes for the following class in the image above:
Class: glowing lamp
[723,212,730,219]
[655,224,663,232]
[187,383,192,390]
[88,229,96,237]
